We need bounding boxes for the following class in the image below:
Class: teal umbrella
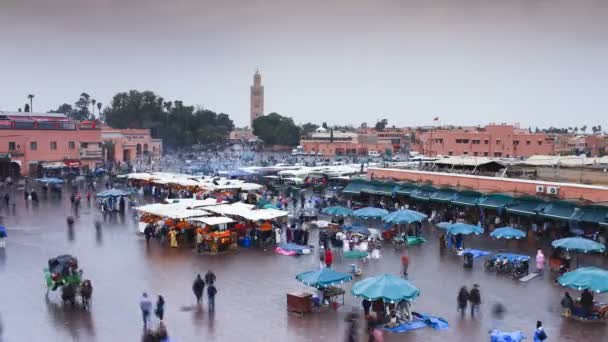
[557,267,608,293]
[383,209,427,224]
[490,227,526,240]
[551,237,606,253]
[447,223,484,235]
[344,250,369,259]
[353,207,388,219]
[435,221,451,229]
[296,268,353,288]
[322,206,354,217]
[351,273,420,303]
[263,204,279,209]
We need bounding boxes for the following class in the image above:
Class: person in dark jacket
[204,270,216,285]
[155,295,165,321]
[207,283,217,312]
[581,288,594,317]
[362,299,371,316]
[469,284,481,318]
[457,286,469,318]
[192,274,205,304]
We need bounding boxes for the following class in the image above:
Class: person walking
[204,270,216,285]
[561,292,573,317]
[401,254,409,277]
[362,299,371,316]
[457,286,469,318]
[325,248,333,269]
[3,193,9,208]
[155,295,165,321]
[168,229,178,248]
[536,249,545,275]
[207,283,217,312]
[192,274,205,304]
[195,229,204,253]
[140,292,152,329]
[533,320,548,341]
[469,284,481,318]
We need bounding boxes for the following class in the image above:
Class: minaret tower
[250,70,264,126]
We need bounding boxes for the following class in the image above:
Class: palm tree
[91,99,96,119]
[27,94,34,112]
[97,102,103,122]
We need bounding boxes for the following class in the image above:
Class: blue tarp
[383,312,449,333]
[490,330,525,342]
[278,243,309,253]
[36,177,64,184]
[460,248,492,259]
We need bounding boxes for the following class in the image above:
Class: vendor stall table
[287,292,313,315]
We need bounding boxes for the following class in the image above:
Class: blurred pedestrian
[155,295,165,321]
[362,299,371,316]
[533,320,547,341]
[536,250,545,275]
[401,254,409,277]
[207,283,217,312]
[140,292,152,329]
[469,284,481,318]
[3,193,9,208]
[144,224,153,245]
[204,270,216,285]
[457,286,469,318]
[192,274,205,304]
[325,248,333,268]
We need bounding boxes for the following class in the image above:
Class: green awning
[600,219,608,227]
[429,188,458,203]
[395,183,417,196]
[478,194,514,210]
[450,191,483,207]
[571,206,608,224]
[539,201,578,221]
[506,197,546,216]
[343,179,370,195]
[410,186,437,201]
[360,181,398,196]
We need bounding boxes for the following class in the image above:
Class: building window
[463,151,469,155]
[494,152,502,157]
[484,152,489,156]
[455,139,461,143]
[448,151,453,156]
[496,140,501,145]
[30,141,37,150]
[484,140,489,144]
[462,139,469,144]
[513,140,519,145]
[8,142,16,150]
[538,141,542,146]
[473,152,479,156]
[526,140,531,145]
[81,142,88,148]
[50,141,57,150]
[472,140,480,144]
[69,141,75,149]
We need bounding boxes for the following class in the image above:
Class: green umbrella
[557,267,608,293]
[351,273,420,303]
[295,268,353,288]
[446,223,484,235]
[344,250,369,259]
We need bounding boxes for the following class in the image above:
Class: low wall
[368,168,608,203]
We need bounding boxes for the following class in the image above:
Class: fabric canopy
[395,183,417,196]
[490,227,526,240]
[447,223,484,235]
[383,209,428,225]
[551,237,606,253]
[190,216,234,226]
[539,202,578,221]
[410,186,437,201]
[343,180,368,195]
[322,206,353,217]
[450,191,482,207]
[505,197,546,216]
[477,194,514,210]
[296,268,352,288]
[97,188,131,198]
[428,189,457,203]
[353,207,389,219]
[571,206,608,225]
[360,181,397,196]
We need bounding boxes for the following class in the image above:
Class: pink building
[414,124,555,158]
[300,131,394,156]
[0,111,163,178]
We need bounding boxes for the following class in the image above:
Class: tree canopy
[252,113,301,146]
[103,90,234,147]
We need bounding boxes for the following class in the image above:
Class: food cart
[189,216,236,253]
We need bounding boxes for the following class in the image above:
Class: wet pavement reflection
[0,192,606,341]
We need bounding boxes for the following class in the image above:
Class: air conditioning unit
[535,185,544,193]
[547,186,559,196]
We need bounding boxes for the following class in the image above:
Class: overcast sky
[1,0,607,129]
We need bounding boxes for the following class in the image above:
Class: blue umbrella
[435,221,452,229]
[36,177,64,185]
[558,267,608,293]
[447,223,484,235]
[296,268,353,288]
[383,209,428,224]
[351,273,420,303]
[343,224,371,236]
[490,227,526,240]
[353,207,388,219]
[96,188,131,198]
[0,225,7,237]
[322,206,354,217]
[551,237,606,253]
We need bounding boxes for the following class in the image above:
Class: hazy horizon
[1,0,607,129]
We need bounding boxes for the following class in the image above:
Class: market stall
[189,216,236,253]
